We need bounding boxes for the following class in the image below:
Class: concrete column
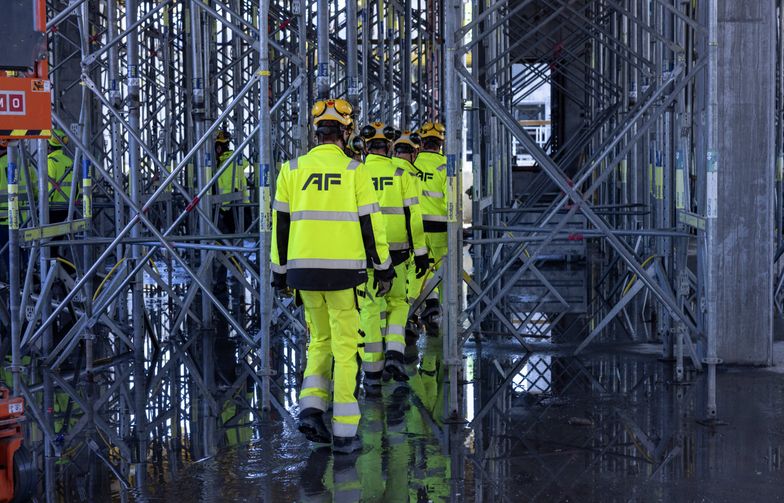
[712,1,775,364]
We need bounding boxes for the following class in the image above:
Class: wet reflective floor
[138,344,784,502]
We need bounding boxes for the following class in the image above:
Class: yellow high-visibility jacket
[48,148,74,203]
[365,154,427,265]
[0,154,38,226]
[271,144,392,291]
[414,151,447,233]
[217,150,250,207]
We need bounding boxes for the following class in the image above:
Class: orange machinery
[0,386,34,503]
[0,0,51,140]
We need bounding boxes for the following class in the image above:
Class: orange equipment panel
[0,76,51,139]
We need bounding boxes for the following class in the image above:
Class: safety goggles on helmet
[360,122,399,142]
[393,130,421,150]
[418,121,445,140]
[48,129,69,147]
[347,133,366,155]
[312,98,354,127]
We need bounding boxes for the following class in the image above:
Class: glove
[414,253,430,279]
[271,272,291,296]
[373,266,395,297]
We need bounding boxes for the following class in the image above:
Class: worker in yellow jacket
[358,122,428,391]
[390,130,428,359]
[271,98,394,454]
[414,122,448,337]
[47,129,74,224]
[214,130,250,233]
[0,140,38,281]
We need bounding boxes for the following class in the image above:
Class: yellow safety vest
[217,150,250,207]
[365,154,427,264]
[271,143,391,291]
[414,151,447,233]
[48,148,74,203]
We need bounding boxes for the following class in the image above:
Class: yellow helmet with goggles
[312,98,354,128]
[48,128,69,147]
[360,121,400,143]
[215,130,232,144]
[393,130,421,150]
[418,121,445,141]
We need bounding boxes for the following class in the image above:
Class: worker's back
[47,148,74,203]
[414,151,447,232]
[272,143,387,291]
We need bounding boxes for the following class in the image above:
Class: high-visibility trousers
[359,262,408,384]
[298,289,361,439]
[407,231,448,304]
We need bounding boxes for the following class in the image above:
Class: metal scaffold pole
[443,0,462,420]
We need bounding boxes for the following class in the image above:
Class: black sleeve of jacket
[404,206,414,250]
[274,211,290,283]
[359,214,382,267]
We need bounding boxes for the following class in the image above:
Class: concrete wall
[714,0,775,364]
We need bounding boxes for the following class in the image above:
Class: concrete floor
[134,345,784,503]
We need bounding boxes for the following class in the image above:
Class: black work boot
[420,299,442,337]
[332,435,362,454]
[383,353,410,382]
[298,411,331,445]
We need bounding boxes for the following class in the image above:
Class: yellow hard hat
[215,130,231,144]
[312,98,354,128]
[418,122,445,141]
[48,128,68,147]
[393,130,421,150]
[360,121,399,142]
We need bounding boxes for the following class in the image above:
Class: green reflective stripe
[394,168,404,176]
[380,206,405,215]
[299,396,327,411]
[414,247,428,255]
[302,375,330,391]
[423,214,447,222]
[379,311,387,320]
[334,469,359,485]
[357,202,380,216]
[288,258,365,270]
[373,256,392,270]
[333,402,360,417]
[291,210,358,222]
[271,263,287,273]
[347,159,361,170]
[272,200,289,212]
[403,196,419,206]
[386,341,405,354]
[334,489,361,502]
[289,158,299,170]
[363,342,384,353]
[332,421,359,437]
[423,190,445,198]
[388,241,410,251]
[437,164,446,171]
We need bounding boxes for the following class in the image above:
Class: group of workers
[0,130,74,272]
[270,98,448,454]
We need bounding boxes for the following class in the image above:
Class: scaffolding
[0,0,780,499]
